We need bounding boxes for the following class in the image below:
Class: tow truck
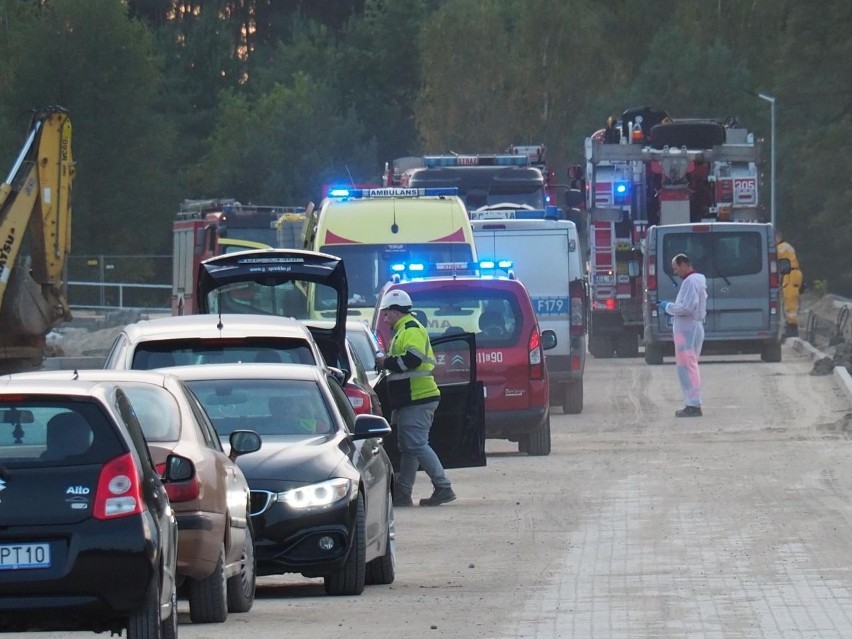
[580,107,763,357]
[0,107,75,373]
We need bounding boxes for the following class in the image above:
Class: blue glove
[657,300,668,314]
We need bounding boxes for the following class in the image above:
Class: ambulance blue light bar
[327,187,458,199]
[423,155,528,168]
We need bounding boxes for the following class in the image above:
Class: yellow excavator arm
[0,107,74,370]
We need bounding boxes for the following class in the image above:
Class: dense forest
[0,0,848,292]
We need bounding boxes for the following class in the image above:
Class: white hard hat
[379,289,413,310]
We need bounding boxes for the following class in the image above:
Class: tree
[197,74,376,205]
[0,0,179,256]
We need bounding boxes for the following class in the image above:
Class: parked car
[7,369,262,624]
[0,378,192,637]
[193,249,487,471]
[373,274,557,456]
[344,320,385,386]
[311,319,385,414]
[161,362,396,596]
[103,313,324,370]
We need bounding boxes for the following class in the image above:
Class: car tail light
[528,328,544,380]
[646,260,657,292]
[569,280,586,336]
[155,462,200,502]
[605,297,617,311]
[769,245,779,289]
[93,452,144,520]
[345,384,373,415]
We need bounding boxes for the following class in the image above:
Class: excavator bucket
[0,258,67,336]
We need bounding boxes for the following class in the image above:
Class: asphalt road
[11,342,852,638]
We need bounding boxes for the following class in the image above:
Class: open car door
[376,331,486,469]
[196,249,348,369]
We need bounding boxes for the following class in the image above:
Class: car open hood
[196,249,348,368]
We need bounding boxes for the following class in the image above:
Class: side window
[326,376,356,433]
[182,386,223,451]
[104,333,128,369]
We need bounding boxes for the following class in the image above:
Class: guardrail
[68,280,171,312]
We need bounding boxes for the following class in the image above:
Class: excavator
[0,107,74,373]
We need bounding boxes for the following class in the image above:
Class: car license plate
[0,543,51,570]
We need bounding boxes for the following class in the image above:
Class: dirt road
[14,342,852,638]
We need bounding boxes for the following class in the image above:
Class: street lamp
[757,93,776,229]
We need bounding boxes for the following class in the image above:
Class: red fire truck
[581,107,763,357]
[171,199,304,315]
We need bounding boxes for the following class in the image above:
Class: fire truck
[582,107,763,358]
[385,152,550,214]
[171,199,304,315]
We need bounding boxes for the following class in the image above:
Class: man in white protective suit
[658,253,708,417]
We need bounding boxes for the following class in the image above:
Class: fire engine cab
[581,107,763,358]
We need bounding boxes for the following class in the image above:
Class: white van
[642,222,783,364]
[472,217,588,413]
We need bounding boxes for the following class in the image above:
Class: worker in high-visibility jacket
[375,289,456,507]
[776,230,804,337]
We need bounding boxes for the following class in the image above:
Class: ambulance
[302,187,478,321]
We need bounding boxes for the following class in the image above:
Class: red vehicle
[171,199,303,315]
[580,107,763,358]
[372,273,557,456]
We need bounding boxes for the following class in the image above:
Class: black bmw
[164,362,395,596]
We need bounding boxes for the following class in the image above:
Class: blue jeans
[392,400,450,497]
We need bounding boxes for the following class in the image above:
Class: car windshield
[184,378,334,437]
[122,385,181,442]
[392,286,524,347]
[319,243,475,309]
[131,337,316,369]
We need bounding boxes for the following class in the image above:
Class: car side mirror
[229,430,262,461]
[541,329,557,350]
[351,414,392,441]
[163,454,195,483]
[777,257,791,276]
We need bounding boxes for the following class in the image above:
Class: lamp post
[757,93,776,229]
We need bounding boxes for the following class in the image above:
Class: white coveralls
[662,272,708,408]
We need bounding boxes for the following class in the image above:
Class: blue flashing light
[408,263,425,272]
[478,259,513,271]
[328,187,352,198]
[615,183,628,194]
[390,263,406,272]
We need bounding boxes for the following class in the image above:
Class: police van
[302,187,477,321]
[642,222,783,364]
[471,216,588,413]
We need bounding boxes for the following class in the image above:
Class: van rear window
[662,231,764,279]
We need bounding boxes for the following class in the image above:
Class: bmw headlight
[277,478,352,509]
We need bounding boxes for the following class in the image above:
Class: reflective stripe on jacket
[385,314,440,408]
